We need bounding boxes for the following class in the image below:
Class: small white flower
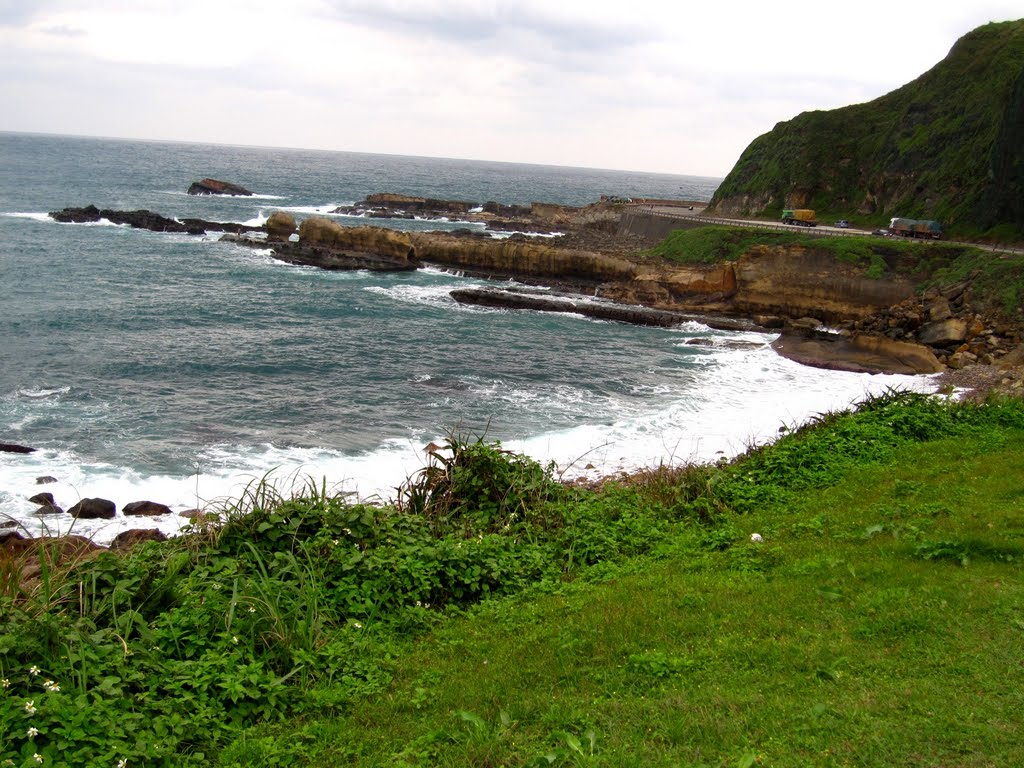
[33,754,43,765]
[353,621,362,629]
[232,636,239,644]
[247,606,256,614]
[25,699,37,714]
[750,533,764,543]
[42,680,60,693]
[1,677,9,688]
[27,726,40,738]
[117,759,128,768]
[28,666,40,676]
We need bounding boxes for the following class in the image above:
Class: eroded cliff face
[300,218,416,261]
[410,235,911,323]
[730,246,915,322]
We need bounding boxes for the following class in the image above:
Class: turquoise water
[0,132,929,542]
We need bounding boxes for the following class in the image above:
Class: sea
[0,132,937,544]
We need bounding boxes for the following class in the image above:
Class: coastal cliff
[707,20,1024,238]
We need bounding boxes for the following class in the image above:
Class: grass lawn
[219,428,1024,767]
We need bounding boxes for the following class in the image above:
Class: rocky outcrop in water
[187,178,253,196]
[265,211,297,242]
[1,442,35,454]
[49,205,265,235]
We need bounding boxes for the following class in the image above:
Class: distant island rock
[187,178,253,196]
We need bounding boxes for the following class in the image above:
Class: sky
[1,1,1021,177]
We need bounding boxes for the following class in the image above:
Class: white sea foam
[0,342,940,546]
[276,203,353,216]
[18,386,71,398]
[362,281,481,309]
[2,212,54,222]
[239,213,269,227]
[488,230,565,239]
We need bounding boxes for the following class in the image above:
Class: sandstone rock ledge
[771,329,944,375]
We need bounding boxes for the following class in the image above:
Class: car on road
[835,219,850,228]
[870,228,890,237]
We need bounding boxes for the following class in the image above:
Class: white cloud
[1,1,1021,176]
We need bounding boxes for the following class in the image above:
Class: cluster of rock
[330,193,480,220]
[846,281,1023,371]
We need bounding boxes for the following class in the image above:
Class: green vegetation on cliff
[646,225,1024,315]
[709,20,1024,240]
[3,394,1024,766]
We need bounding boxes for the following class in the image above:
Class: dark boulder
[36,476,58,485]
[1,442,36,454]
[68,497,117,519]
[35,503,65,516]
[110,529,168,550]
[28,492,54,505]
[49,207,265,237]
[123,500,173,517]
[187,178,253,196]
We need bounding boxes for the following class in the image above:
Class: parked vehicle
[889,217,942,239]
[835,219,850,228]
[781,209,817,227]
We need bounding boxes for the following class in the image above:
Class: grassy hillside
[2,393,1023,766]
[708,20,1024,240]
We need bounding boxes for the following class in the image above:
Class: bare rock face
[732,246,915,323]
[299,218,417,261]
[772,329,943,375]
[918,318,969,346]
[187,178,253,196]
[265,211,297,242]
[68,497,116,519]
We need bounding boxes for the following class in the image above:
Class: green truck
[781,209,817,227]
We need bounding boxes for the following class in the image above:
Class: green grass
[222,405,1024,767]
[2,394,1023,767]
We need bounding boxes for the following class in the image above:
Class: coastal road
[633,204,1024,256]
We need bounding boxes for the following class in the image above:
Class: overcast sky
[1,2,1020,177]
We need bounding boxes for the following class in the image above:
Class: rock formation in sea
[187,178,253,196]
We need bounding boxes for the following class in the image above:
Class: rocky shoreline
[47,195,1024,376]
[19,192,1021,557]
